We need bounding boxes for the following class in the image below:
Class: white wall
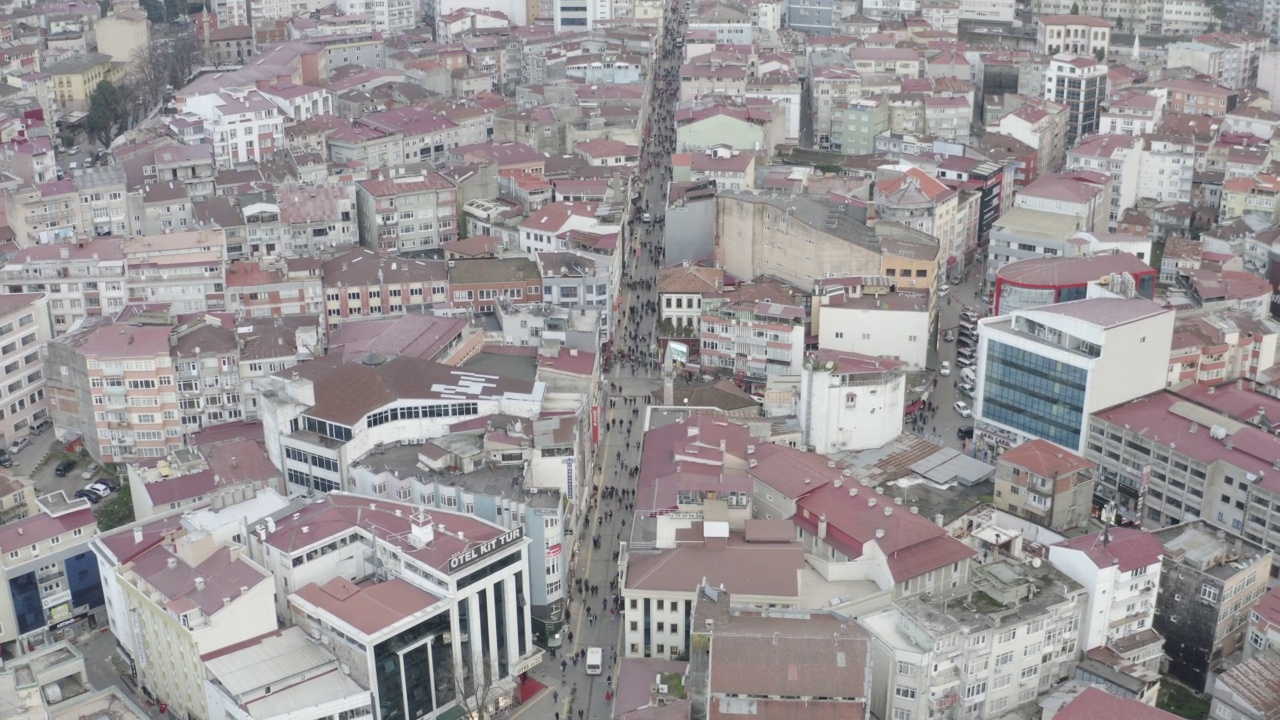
[818,305,931,369]
[801,367,905,454]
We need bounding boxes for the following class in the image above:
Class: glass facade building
[981,340,1088,451]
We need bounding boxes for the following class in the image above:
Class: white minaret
[1132,33,1140,61]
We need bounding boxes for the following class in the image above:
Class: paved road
[517,7,686,720]
[913,271,989,456]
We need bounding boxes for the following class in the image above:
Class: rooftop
[293,577,443,637]
[997,252,1154,287]
[1055,527,1165,572]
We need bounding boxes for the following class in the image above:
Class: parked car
[80,463,99,481]
[943,330,955,342]
[94,478,119,491]
[0,451,11,468]
[957,356,976,369]
[85,481,115,499]
[74,487,107,503]
[958,382,975,396]
[54,459,77,477]
[939,284,951,297]
[954,401,973,418]
[939,361,951,376]
[8,437,29,454]
[31,419,51,435]
[68,146,80,155]
[641,212,653,222]
[957,426,975,440]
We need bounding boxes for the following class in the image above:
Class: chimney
[166,557,178,569]
[133,526,144,544]
[818,515,828,540]
[935,514,945,526]
[194,577,205,591]
[875,528,885,539]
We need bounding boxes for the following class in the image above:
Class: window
[995,651,1013,667]
[892,710,912,720]
[964,681,986,699]
[1019,666,1039,680]
[896,661,916,677]
[1201,584,1220,603]
[895,687,916,699]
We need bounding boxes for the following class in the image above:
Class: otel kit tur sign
[447,526,526,573]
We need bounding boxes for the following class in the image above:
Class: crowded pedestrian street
[519,6,689,720]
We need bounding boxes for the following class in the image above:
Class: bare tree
[452,658,516,720]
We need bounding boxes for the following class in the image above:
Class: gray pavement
[910,270,988,458]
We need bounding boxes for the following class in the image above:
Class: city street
[916,270,988,457]
[515,6,686,720]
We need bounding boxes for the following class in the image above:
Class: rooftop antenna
[1102,501,1116,547]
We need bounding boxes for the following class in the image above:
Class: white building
[181,89,286,170]
[864,558,1087,720]
[257,355,544,494]
[813,279,932,370]
[0,294,52,445]
[518,202,612,256]
[1065,135,1142,225]
[1048,527,1166,668]
[1036,15,1112,59]
[973,298,1175,456]
[958,0,1013,22]
[799,349,906,454]
[1139,135,1195,204]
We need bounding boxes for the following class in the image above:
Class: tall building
[1044,55,1107,149]
[1049,527,1166,669]
[46,320,184,464]
[0,294,52,447]
[974,298,1174,456]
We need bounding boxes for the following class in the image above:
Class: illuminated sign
[447,526,525,573]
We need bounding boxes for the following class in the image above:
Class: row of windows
[285,446,339,473]
[365,402,480,428]
[982,340,1088,450]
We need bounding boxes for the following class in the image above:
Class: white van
[585,647,603,675]
[960,367,976,385]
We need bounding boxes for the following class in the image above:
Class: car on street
[939,284,951,297]
[641,212,653,222]
[962,311,980,323]
[958,382,975,396]
[68,146,80,155]
[939,361,951,376]
[8,437,28,454]
[954,401,973,418]
[54,459,77,477]
[68,162,78,171]
[943,330,955,342]
[80,463,99,480]
[957,356,976,369]
[957,426,974,440]
[74,486,108,503]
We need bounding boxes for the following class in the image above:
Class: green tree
[1070,1,1079,13]
[1094,47,1106,62]
[95,483,135,531]
[85,80,129,150]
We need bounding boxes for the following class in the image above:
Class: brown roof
[708,611,870,703]
[448,257,539,285]
[998,438,1091,477]
[625,524,804,597]
[278,354,538,425]
[659,265,722,294]
[322,247,447,287]
[294,577,443,636]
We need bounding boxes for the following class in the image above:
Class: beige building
[95,5,150,65]
[0,238,128,334]
[46,320,183,464]
[47,53,121,111]
[714,192,940,290]
[92,521,275,720]
[122,229,227,313]
[993,438,1094,532]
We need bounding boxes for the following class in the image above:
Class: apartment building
[876,167,964,262]
[1044,55,1107,148]
[1049,528,1166,668]
[320,248,450,328]
[1167,311,1280,387]
[1065,134,1141,224]
[0,500,101,652]
[74,165,131,237]
[355,173,459,254]
[0,295,53,447]
[276,185,358,256]
[182,89,286,169]
[122,230,228,313]
[45,320,182,464]
[1084,388,1280,554]
[257,354,544,493]
[448,257,542,313]
[1161,79,1238,117]
[865,558,1086,720]
[974,298,1174,456]
[699,289,807,386]
[624,520,807,659]
[1151,521,1272,691]
[799,350,906,453]
[0,239,127,334]
[171,316,245,432]
[3,180,79,246]
[994,439,1094,532]
[812,276,933,369]
[224,258,325,318]
[91,522,275,720]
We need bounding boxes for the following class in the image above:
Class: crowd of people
[552,6,689,720]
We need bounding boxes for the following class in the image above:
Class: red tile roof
[1055,687,1181,720]
[1055,527,1165,572]
[998,438,1092,477]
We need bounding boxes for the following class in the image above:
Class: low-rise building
[813,276,933,369]
[320,248,450,328]
[798,350,906,454]
[993,439,1094,532]
[355,173,459,254]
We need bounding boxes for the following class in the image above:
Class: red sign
[547,544,563,558]
[591,405,600,446]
